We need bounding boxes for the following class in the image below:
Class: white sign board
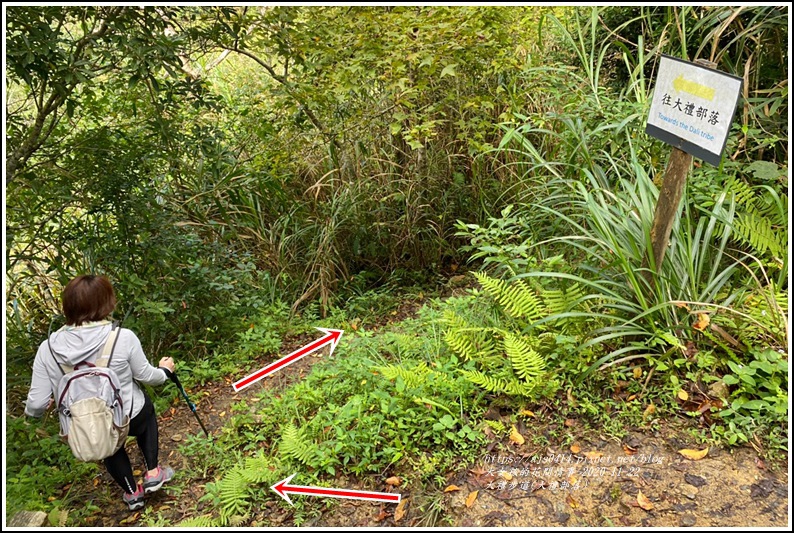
[645,55,743,166]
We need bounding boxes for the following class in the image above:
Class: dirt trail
[444,433,788,528]
[305,428,788,528]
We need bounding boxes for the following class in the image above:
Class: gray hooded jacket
[25,321,167,419]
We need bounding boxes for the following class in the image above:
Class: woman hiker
[24,275,176,511]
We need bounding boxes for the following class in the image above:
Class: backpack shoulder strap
[95,322,120,369]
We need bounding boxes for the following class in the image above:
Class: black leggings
[104,392,159,494]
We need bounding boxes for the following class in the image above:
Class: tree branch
[6,7,122,182]
[229,46,336,149]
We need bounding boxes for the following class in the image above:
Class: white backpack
[53,323,130,462]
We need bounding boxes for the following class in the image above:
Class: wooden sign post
[644,56,742,273]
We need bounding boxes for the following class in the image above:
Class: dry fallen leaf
[465,490,479,508]
[678,447,709,460]
[633,367,642,379]
[570,444,581,454]
[637,490,654,511]
[509,426,525,446]
[566,493,579,509]
[500,471,513,481]
[622,443,638,455]
[583,451,603,461]
[693,313,710,331]
[171,434,182,442]
[444,485,461,493]
[567,389,577,407]
[643,403,656,420]
[393,498,407,522]
[385,476,401,487]
[564,418,576,427]
[677,389,689,401]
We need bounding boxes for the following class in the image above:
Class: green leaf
[739,373,756,387]
[440,63,458,78]
[739,400,766,411]
[746,160,781,181]
[722,374,739,385]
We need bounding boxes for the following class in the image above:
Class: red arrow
[271,474,401,506]
[232,328,343,392]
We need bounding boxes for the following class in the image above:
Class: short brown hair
[62,275,117,326]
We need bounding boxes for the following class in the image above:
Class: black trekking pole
[161,367,211,438]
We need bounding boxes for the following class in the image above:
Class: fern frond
[379,362,456,389]
[725,176,757,209]
[443,310,498,360]
[280,423,319,466]
[700,329,741,364]
[756,192,788,227]
[543,283,586,315]
[241,454,273,484]
[218,467,250,524]
[462,369,512,395]
[179,515,218,527]
[733,212,785,258]
[378,362,431,388]
[474,272,544,321]
[503,379,540,398]
[444,329,477,360]
[504,333,545,381]
[484,419,508,435]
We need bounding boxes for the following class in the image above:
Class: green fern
[503,379,540,397]
[543,282,586,314]
[700,328,741,364]
[387,332,425,357]
[279,423,319,466]
[442,310,498,360]
[736,289,788,345]
[217,467,250,524]
[443,273,592,399]
[732,212,785,259]
[240,454,273,484]
[473,272,544,321]
[179,515,218,527]
[461,369,513,395]
[725,175,756,208]
[378,362,454,389]
[461,369,538,398]
[724,176,788,261]
[378,361,432,388]
[484,419,509,436]
[504,333,545,382]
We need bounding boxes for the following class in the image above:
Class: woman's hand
[159,357,175,372]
